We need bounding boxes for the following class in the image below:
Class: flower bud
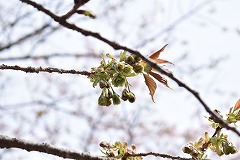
[100,141,110,148]
[112,73,126,87]
[112,94,121,105]
[121,95,128,101]
[123,65,133,75]
[117,63,124,71]
[134,56,142,63]
[128,92,136,103]
[106,98,112,106]
[98,94,108,106]
[125,55,135,65]
[133,64,144,73]
[121,89,129,101]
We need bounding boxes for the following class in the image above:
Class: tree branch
[18,0,240,137]
[131,152,193,160]
[0,135,192,160]
[0,64,91,76]
[0,135,114,160]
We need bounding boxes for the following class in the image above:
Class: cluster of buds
[88,52,144,106]
[121,89,135,103]
[122,54,144,74]
[209,134,237,156]
[98,88,121,106]
[99,141,142,160]
[183,130,237,159]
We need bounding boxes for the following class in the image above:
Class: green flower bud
[106,98,112,106]
[133,64,144,73]
[117,63,125,71]
[123,65,133,75]
[128,92,136,103]
[121,89,129,101]
[134,56,142,63]
[121,96,128,101]
[98,94,108,106]
[112,93,121,105]
[125,55,135,65]
[112,73,126,87]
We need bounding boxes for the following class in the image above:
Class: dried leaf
[233,99,240,111]
[143,73,157,102]
[149,71,172,89]
[149,44,168,60]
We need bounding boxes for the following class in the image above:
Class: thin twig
[135,0,216,48]
[0,64,91,76]
[0,135,114,160]
[131,152,193,160]
[61,0,90,19]
[0,23,50,52]
[18,0,240,137]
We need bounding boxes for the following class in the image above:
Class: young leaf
[143,73,157,102]
[233,99,240,111]
[149,71,172,89]
[120,51,127,62]
[149,44,168,59]
[154,59,173,65]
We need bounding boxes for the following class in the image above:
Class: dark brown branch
[61,0,90,19]
[131,152,193,160]
[0,64,91,76]
[0,135,114,160]
[0,24,50,52]
[18,0,240,137]
[0,135,192,160]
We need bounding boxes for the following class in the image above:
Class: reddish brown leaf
[233,99,240,111]
[149,71,172,89]
[154,59,173,65]
[143,73,157,102]
[149,44,168,60]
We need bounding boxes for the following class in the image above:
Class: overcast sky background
[1,0,240,160]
